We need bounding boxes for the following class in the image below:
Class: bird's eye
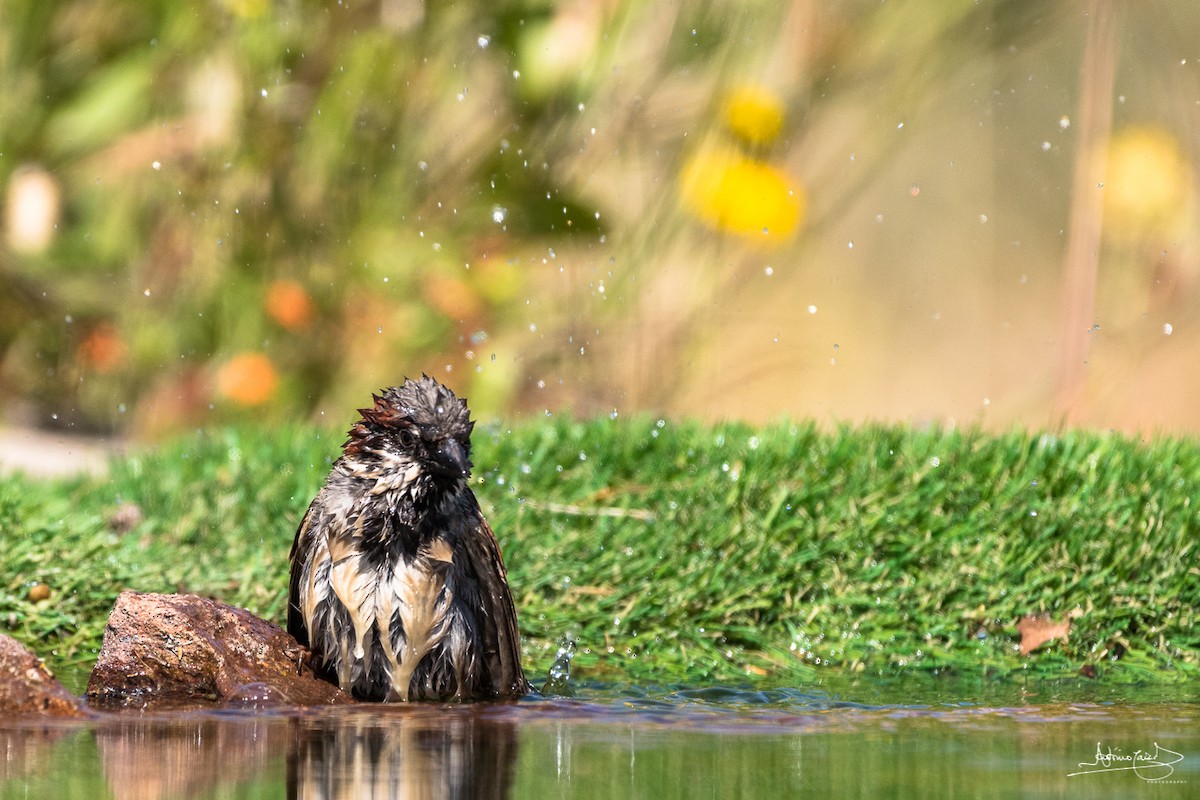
[398,429,418,448]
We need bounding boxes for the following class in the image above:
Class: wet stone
[0,633,90,717]
[85,591,354,709]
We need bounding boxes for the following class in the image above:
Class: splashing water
[541,638,576,696]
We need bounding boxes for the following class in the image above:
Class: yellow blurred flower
[723,85,786,146]
[679,144,804,241]
[265,280,315,331]
[222,0,268,19]
[1104,126,1190,234]
[216,352,278,406]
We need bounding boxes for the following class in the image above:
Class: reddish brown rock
[85,591,354,709]
[0,633,89,717]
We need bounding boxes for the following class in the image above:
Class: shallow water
[2,681,1196,799]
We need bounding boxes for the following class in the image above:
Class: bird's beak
[432,438,472,478]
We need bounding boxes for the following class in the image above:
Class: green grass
[1,419,1197,688]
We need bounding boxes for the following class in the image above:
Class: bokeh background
[3,0,1200,438]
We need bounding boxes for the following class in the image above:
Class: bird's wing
[287,502,319,648]
[460,508,530,697]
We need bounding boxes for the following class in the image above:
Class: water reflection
[0,724,72,785]
[286,707,519,800]
[95,716,277,800]
[0,686,1197,799]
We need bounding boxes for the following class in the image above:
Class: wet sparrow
[288,376,528,701]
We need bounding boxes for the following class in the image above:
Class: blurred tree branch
[1055,0,1121,421]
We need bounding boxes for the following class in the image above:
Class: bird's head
[345,375,475,482]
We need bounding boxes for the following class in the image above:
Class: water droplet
[477,34,490,48]
[1164,322,1174,336]
[151,161,161,170]
[541,638,576,696]
[491,205,507,224]
[1059,115,1071,129]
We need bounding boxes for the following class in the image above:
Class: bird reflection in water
[287,707,520,800]
[84,706,517,800]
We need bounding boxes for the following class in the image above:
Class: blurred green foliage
[1,0,618,432]
[5,0,1199,435]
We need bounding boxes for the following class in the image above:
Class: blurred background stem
[1055,0,1120,422]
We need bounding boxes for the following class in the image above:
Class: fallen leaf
[108,502,143,533]
[1017,613,1071,656]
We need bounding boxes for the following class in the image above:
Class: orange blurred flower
[679,144,804,241]
[423,274,482,320]
[216,352,278,406]
[77,323,127,373]
[265,280,315,330]
[723,85,786,146]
